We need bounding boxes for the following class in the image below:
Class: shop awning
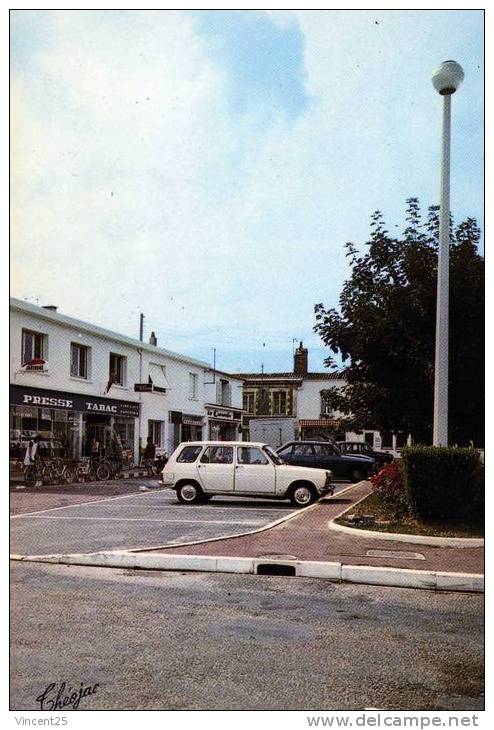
[299,419,340,428]
[148,364,169,391]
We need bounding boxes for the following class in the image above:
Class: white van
[161,441,333,507]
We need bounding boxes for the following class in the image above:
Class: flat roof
[10,297,210,369]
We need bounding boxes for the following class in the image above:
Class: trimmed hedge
[401,446,484,524]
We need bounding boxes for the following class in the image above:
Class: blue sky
[10,10,484,375]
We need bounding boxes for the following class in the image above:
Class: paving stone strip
[143,482,484,575]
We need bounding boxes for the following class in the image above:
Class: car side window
[292,444,314,456]
[201,446,233,464]
[313,444,332,456]
[176,445,203,463]
[277,444,293,456]
[238,447,269,465]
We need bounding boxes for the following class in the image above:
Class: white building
[9,298,211,462]
[204,370,244,441]
[240,342,404,452]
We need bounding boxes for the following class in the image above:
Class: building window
[70,343,89,379]
[189,372,198,399]
[381,431,393,448]
[148,420,163,447]
[109,352,126,386]
[243,392,255,414]
[320,390,333,417]
[396,432,407,448]
[364,431,375,447]
[217,378,231,406]
[272,390,288,415]
[22,329,46,365]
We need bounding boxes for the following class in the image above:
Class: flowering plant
[370,460,409,515]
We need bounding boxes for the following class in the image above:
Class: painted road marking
[366,549,425,560]
[12,515,265,526]
[10,488,168,519]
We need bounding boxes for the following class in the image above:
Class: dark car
[336,441,393,469]
[276,441,375,483]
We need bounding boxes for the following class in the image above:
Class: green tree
[314,199,484,446]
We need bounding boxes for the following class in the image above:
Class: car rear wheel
[290,483,317,508]
[176,482,204,505]
[349,467,365,483]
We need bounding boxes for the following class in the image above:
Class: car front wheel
[289,483,317,508]
[176,482,204,505]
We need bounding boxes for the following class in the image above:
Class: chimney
[43,305,58,312]
[149,331,157,346]
[293,341,308,375]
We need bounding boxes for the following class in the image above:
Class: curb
[10,551,484,593]
[328,520,484,548]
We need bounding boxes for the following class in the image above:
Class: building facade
[9,298,211,463]
[204,371,244,441]
[240,342,404,452]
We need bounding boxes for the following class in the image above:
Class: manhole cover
[366,549,425,561]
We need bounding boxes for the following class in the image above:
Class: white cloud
[10,9,483,372]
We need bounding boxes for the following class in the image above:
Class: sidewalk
[139,482,484,575]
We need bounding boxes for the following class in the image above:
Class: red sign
[134,383,153,392]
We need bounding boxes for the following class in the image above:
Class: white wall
[204,374,243,409]
[10,309,140,403]
[296,378,346,420]
[10,304,211,458]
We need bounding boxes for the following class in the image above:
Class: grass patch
[336,492,484,538]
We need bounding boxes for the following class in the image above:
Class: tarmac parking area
[11,483,349,557]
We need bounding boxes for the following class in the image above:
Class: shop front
[10,384,140,463]
[298,418,344,442]
[206,406,242,441]
[168,411,204,452]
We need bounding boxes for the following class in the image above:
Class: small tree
[314,199,484,446]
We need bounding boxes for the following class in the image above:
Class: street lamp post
[431,60,464,447]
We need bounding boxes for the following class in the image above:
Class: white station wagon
[161,441,334,507]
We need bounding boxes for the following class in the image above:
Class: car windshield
[263,446,284,465]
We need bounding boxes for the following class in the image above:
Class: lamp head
[432,60,464,95]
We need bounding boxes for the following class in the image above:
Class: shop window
[71,343,90,379]
[189,373,198,399]
[272,391,288,416]
[109,353,126,386]
[9,404,79,460]
[22,329,46,365]
[148,420,163,447]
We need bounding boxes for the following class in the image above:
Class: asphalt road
[10,561,484,711]
[10,482,349,557]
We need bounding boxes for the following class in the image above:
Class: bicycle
[24,458,57,488]
[92,456,121,481]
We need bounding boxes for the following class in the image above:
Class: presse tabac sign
[10,385,140,418]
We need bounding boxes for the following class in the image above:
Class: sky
[10,9,484,375]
